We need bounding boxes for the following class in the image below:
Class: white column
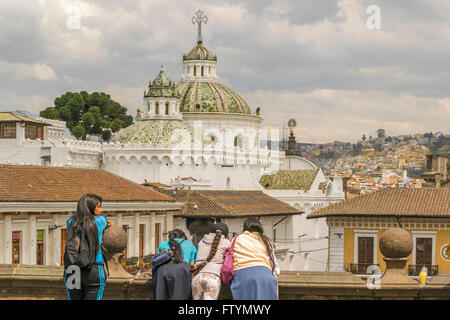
[164,212,173,238]
[23,219,30,265]
[116,213,123,228]
[149,213,155,253]
[145,220,150,255]
[159,100,165,116]
[196,64,201,78]
[44,227,50,266]
[0,218,4,264]
[30,216,36,265]
[148,101,154,116]
[4,216,11,264]
[133,213,140,257]
[145,101,149,116]
[170,101,176,116]
[328,226,344,272]
[51,216,60,266]
[16,122,25,143]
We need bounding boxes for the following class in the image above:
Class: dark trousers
[64,264,107,300]
[152,260,191,300]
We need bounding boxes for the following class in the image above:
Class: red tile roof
[141,182,170,188]
[307,188,450,219]
[0,165,174,202]
[159,189,302,217]
[160,190,231,217]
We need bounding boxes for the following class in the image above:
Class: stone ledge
[0,265,449,300]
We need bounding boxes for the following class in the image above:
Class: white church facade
[0,13,345,271]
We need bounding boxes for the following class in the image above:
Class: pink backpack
[220,236,238,287]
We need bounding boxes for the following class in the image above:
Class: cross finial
[192,10,208,43]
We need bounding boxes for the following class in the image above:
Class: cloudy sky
[0,0,449,143]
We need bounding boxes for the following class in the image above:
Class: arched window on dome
[234,135,243,148]
[206,133,216,144]
[208,66,211,75]
[165,102,169,115]
[194,66,197,77]
[201,66,204,77]
[226,177,231,190]
[155,102,159,115]
[147,102,150,113]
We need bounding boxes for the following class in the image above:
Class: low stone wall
[1,265,450,300]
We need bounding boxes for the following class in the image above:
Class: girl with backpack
[157,229,197,267]
[191,223,231,300]
[152,230,192,300]
[229,217,280,300]
[63,194,111,300]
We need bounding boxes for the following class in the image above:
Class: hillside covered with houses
[288,131,450,197]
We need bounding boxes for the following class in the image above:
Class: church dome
[175,81,252,114]
[145,66,177,98]
[183,43,217,61]
[112,120,194,145]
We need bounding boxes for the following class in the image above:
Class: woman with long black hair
[152,230,192,300]
[230,217,280,300]
[157,228,197,266]
[63,193,110,300]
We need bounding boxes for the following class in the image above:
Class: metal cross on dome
[192,10,208,43]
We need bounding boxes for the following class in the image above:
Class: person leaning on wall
[152,230,192,300]
[157,228,197,267]
[191,223,231,300]
[230,217,280,300]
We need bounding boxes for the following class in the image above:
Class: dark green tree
[72,125,85,139]
[39,91,133,140]
[101,129,112,141]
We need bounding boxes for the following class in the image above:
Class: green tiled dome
[112,120,194,145]
[145,66,177,98]
[183,43,217,61]
[259,170,319,191]
[175,81,251,114]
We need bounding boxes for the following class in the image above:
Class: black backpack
[63,219,98,270]
[150,239,185,270]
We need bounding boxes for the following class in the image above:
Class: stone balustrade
[1,227,449,300]
[1,265,450,300]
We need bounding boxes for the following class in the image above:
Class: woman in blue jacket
[63,194,110,300]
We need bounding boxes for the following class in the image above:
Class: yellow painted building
[308,188,450,276]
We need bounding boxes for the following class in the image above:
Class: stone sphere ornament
[101,225,134,279]
[379,227,413,259]
[379,227,418,286]
[102,225,128,259]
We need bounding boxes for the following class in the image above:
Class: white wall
[328,226,345,272]
[282,156,317,170]
[261,168,345,271]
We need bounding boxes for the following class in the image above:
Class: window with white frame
[354,230,378,266]
[412,231,436,266]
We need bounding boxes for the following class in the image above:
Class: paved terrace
[1,265,449,300]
